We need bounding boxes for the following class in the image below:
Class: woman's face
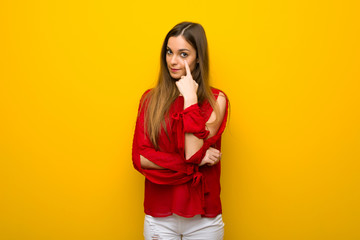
[166,35,197,79]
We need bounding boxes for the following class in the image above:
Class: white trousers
[144,213,224,240]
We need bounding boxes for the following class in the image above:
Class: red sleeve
[131,90,195,185]
[185,104,212,139]
[173,90,229,165]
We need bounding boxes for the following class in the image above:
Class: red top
[132,87,229,218]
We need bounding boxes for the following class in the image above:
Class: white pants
[144,213,224,240]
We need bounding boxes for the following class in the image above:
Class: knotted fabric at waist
[191,168,207,210]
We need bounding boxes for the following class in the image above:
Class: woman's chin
[170,74,181,80]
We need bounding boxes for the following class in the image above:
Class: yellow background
[1,0,359,239]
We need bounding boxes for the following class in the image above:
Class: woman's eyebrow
[166,46,190,52]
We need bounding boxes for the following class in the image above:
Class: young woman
[132,21,229,240]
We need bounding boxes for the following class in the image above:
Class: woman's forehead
[167,36,195,51]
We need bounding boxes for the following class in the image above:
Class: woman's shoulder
[136,89,154,113]
[210,87,227,99]
[139,88,153,102]
[142,88,153,97]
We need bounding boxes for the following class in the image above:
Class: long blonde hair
[141,22,219,150]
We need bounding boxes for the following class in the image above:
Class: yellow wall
[1,0,359,239]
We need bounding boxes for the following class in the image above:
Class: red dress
[132,87,229,218]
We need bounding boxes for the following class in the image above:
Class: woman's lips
[170,68,180,72]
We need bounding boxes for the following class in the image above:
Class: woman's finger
[208,155,217,162]
[184,60,191,76]
[209,147,220,154]
[209,151,221,159]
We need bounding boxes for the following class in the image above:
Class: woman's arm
[133,118,194,173]
[132,120,195,185]
[132,90,197,186]
[184,91,227,160]
[174,61,228,163]
[140,155,165,169]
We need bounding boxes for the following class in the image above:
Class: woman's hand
[199,147,222,167]
[175,60,198,103]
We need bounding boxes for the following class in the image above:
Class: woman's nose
[170,55,178,65]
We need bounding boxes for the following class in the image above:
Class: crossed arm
[140,91,227,169]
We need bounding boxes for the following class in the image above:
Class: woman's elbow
[140,155,148,169]
[185,153,193,161]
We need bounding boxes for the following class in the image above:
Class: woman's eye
[166,49,172,55]
[180,52,188,58]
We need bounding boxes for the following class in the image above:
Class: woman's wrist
[183,95,198,109]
